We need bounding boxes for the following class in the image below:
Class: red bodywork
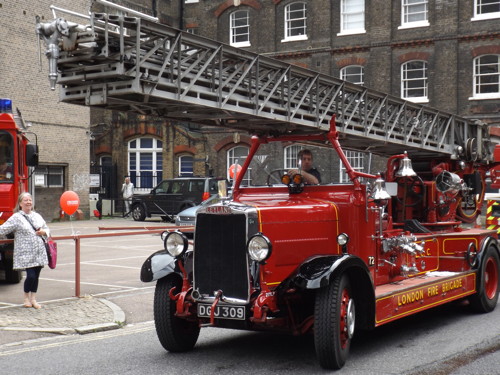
[0,112,31,224]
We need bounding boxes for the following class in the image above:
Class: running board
[375,271,476,326]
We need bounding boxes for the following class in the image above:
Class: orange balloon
[229,164,242,179]
[60,191,80,215]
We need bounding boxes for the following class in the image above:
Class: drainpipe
[179,0,184,30]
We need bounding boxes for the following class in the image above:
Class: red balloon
[229,164,242,179]
[60,191,80,215]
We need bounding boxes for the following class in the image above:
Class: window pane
[0,132,14,182]
[477,0,500,14]
[402,61,427,98]
[140,153,153,170]
[403,0,428,23]
[130,153,136,171]
[285,145,303,169]
[285,2,306,38]
[180,155,193,176]
[341,0,365,31]
[341,65,364,85]
[231,10,249,44]
[156,153,163,171]
[474,55,500,95]
[128,137,163,189]
[140,138,153,148]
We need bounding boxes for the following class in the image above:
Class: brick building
[4,1,498,217]
[87,0,500,203]
[0,0,91,221]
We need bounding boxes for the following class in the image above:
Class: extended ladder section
[37,3,491,161]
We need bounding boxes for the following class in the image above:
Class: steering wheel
[267,169,289,186]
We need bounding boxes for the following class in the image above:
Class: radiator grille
[194,213,249,301]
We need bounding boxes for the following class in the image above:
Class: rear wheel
[469,246,500,313]
[131,204,146,221]
[1,248,22,283]
[154,276,200,352]
[314,273,355,370]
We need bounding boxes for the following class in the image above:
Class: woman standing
[0,192,49,309]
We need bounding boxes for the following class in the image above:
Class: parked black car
[130,177,225,222]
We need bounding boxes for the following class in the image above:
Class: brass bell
[395,152,417,177]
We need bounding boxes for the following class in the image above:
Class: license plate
[197,303,245,320]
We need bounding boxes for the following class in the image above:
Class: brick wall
[0,0,91,221]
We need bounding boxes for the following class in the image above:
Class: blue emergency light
[0,98,13,113]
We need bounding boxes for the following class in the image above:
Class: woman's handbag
[22,214,57,269]
[44,238,58,269]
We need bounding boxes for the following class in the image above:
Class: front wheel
[131,204,146,221]
[469,246,500,313]
[314,273,355,370]
[154,276,200,352]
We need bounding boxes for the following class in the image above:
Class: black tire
[1,250,21,283]
[5,268,22,284]
[314,273,355,370]
[469,246,500,313]
[154,276,200,352]
[131,204,146,221]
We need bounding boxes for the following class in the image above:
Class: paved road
[0,217,499,373]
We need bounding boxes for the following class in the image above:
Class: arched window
[227,145,250,185]
[284,145,303,169]
[230,10,250,47]
[128,137,163,191]
[283,2,307,42]
[401,60,428,102]
[473,55,500,98]
[340,65,364,85]
[179,155,194,176]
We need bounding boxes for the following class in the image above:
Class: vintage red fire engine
[0,99,39,283]
[141,117,500,370]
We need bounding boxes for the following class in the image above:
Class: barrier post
[75,237,81,297]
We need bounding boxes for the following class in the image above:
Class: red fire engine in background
[0,99,39,283]
[36,3,500,370]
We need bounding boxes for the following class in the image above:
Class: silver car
[175,195,220,236]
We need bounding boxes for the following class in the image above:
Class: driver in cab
[288,149,321,185]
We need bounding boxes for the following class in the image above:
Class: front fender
[290,254,373,290]
[281,254,376,330]
[140,250,177,282]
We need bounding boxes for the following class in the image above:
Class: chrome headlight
[164,231,188,257]
[247,234,272,263]
[337,233,349,246]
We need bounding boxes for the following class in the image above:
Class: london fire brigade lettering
[397,289,424,306]
[441,278,463,293]
[396,277,467,307]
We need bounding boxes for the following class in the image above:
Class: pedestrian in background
[121,176,134,217]
[0,192,49,309]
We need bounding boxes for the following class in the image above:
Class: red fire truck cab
[0,99,39,283]
[141,117,500,370]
